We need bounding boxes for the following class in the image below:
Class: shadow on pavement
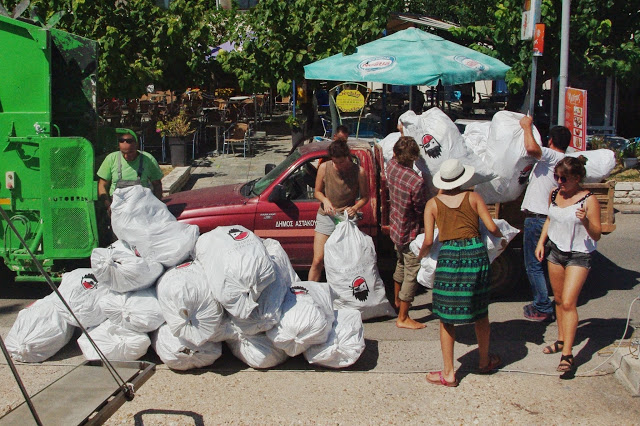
[580,251,640,306]
[453,316,630,378]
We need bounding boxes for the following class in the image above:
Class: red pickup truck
[164,139,616,295]
[164,140,393,269]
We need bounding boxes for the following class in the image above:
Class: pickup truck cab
[164,140,391,268]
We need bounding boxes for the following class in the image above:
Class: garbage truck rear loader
[0,15,119,281]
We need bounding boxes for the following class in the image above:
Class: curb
[610,348,640,396]
[162,166,192,196]
[614,205,640,214]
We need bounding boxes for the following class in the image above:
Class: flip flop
[477,354,502,374]
[426,371,458,387]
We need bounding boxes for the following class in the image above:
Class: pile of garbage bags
[379,108,616,202]
[5,186,366,370]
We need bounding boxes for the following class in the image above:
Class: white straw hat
[432,158,475,190]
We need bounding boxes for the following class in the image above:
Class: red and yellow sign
[533,23,545,56]
[564,87,587,151]
[335,89,365,113]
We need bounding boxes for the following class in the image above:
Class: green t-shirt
[97,151,163,195]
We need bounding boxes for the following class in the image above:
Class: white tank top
[547,189,597,253]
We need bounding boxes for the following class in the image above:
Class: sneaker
[523,304,555,322]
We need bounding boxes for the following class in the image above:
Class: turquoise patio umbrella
[304,28,510,85]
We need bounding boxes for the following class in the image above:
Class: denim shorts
[546,240,592,269]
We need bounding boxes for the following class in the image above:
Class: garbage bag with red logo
[91,240,164,293]
[266,281,334,357]
[399,108,496,195]
[324,215,395,320]
[195,225,276,319]
[44,268,108,328]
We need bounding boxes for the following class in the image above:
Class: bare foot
[396,317,426,329]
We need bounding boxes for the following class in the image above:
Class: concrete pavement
[2,118,640,424]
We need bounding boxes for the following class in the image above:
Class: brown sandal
[543,340,564,354]
[557,354,575,372]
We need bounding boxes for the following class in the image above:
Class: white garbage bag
[77,319,150,361]
[110,186,199,268]
[379,132,401,168]
[410,219,520,288]
[44,268,107,328]
[226,332,289,369]
[480,219,521,263]
[5,299,74,363]
[266,282,334,357]
[461,120,491,160]
[229,239,295,335]
[100,287,165,333]
[156,261,226,346]
[195,225,276,319]
[567,149,616,182]
[400,108,496,193]
[324,215,395,320]
[152,323,222,371]
[408,230,442,289]
[474,111,542,203]
[303,309,365,368]
[91,240,164,293]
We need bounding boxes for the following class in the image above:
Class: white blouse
[547,190,597,253]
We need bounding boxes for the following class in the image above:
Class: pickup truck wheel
[490,249,522,297]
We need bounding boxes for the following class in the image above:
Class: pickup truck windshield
[252,151,302,195]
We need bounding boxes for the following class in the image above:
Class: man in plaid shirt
[387,136,429,329]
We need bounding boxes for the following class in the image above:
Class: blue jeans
[523,217,554,314]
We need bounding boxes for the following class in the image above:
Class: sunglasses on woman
[118,137,135,144]
[553,174,567,183]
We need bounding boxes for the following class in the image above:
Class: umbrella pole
[382,85,388,135]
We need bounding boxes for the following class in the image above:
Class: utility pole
[526,0,542,116]
[557,0,570,125]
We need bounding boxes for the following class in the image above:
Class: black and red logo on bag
[228,228,249,241]
[290,286,309,296]
[81,273,98,290]
[420,134,442,158]
[518,164,534,185]
[351,276,369,302]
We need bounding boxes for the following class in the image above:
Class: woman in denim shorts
[534,156,601,372]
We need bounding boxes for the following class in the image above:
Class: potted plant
[286,113,306,149]
[156,112,194,167]
[621,140,639,169]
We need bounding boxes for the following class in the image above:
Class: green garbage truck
[0,15,124,281]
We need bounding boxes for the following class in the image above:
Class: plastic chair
[321,116,332,138]
[223,122,251,157]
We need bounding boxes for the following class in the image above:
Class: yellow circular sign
[335,90,365,113]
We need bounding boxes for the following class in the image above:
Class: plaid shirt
[387,158,428,247]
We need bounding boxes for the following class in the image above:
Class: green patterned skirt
[432,236,490,324]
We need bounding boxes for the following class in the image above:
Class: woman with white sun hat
[418,158,507,387]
